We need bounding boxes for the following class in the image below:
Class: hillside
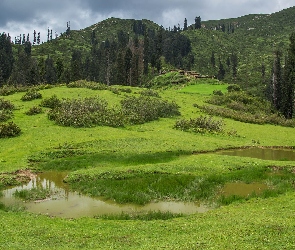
[7,6,295,94]
[186,6,295,91]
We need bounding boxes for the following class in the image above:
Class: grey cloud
[0,0,294,42]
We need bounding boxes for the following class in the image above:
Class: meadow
[0,79,295,249]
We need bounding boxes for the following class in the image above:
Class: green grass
[0,81,295,248]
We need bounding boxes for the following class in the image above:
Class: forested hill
[1,6,295,94]
[186,6,295,92]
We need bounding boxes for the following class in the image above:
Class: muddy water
[0,171,210,218]
[216,147,295,161]
[220,182,268,197]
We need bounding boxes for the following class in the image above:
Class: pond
[0,171,210,218]
[216,147,295,161]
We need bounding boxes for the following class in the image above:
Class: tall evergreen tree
[281,33,295,119]
[70,49,83,81]
[270,50,283,110]
[44,56,57,84]
[184,18,188,31]
[0,33,14,83]
[124,48,133,85]
[195,16,201,29]
[143,30,149,75]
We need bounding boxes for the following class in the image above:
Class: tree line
[268,32,295,119]
[0,23,193,87]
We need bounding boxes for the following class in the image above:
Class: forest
[1,7,295,120]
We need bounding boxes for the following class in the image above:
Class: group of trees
[269,33,295,119]
[0,24,193,87]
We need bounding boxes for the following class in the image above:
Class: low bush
[0,98,14,110]
[48,97,124,128]
[174,115,224,134]
[25,106,43,116]
[140,89,160,97]
[0,122,21,138]
[21,90,42,101]
[40,95,61,109]
[198,104,295,127]
[121,96,180,125]
[67,80,108,90]
[0,111,12,122]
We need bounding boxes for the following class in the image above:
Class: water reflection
[0,171,210,218]
[216,147,295,161]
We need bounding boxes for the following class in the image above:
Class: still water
[216,147,295,161]
[0,171,209,218]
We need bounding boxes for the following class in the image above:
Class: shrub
[48,97,124,128]
[140,89,160,97]
[0,98,14,122]
[40,95,61,109]
[21,90,42,101]
[0,98,14,110]
[0,85,17,96]
[67,80,108,90]
[121,96,180,124]
[174,115,224,134]
[25,106,43,115]
[0,110,13,122]
[0,122,21,138]
[227,84,241,92]
[213,90,224,96]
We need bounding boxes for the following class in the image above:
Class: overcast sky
[0,0,294,43]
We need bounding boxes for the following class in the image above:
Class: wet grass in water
[13,188,52,201]
[96,211,184,220]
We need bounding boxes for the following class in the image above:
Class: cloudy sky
[0,0,294,43]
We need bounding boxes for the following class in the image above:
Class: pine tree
[184,18,188,31]
[45,56,57,84]
[0,33,14,82]
[281,33,295,119]
[195,16,201,29]
[217,60,225,80]
[270,50,283,110]
[143,30,149,75]
[70,49,83,81]
[231,53,238,79]
[124,48,133,85]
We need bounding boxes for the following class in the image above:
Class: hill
[3,6,295,94]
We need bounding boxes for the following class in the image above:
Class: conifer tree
[195,16,201,29]
[0,33,14,83]
[184,18,188,31]
[281,33,295,119]
[270,50,283,110]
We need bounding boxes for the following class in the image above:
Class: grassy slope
[0,81,295,248]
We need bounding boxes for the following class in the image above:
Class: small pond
[216,147,295,161]
[0,171,210,218]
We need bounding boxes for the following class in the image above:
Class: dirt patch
[0,169,37,187]
[15,169,37,181]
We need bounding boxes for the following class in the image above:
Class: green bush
[67,80,108,90]
[40,95,61,109]
[25,106,43,116]
[21,90,42,101]
[0,99,14,122]
[174,115,224,134]
[227,84,241,92]
[48,97,124,128]
[0,110,13,122]
[140,89,160,97]
[198,104,295,127]
[0,98,14,110]
[121,96,180,125]
[0,122,21,138]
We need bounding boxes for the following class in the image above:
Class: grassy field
[1,81,295,249]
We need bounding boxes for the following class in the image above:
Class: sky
[0,0,294,43]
